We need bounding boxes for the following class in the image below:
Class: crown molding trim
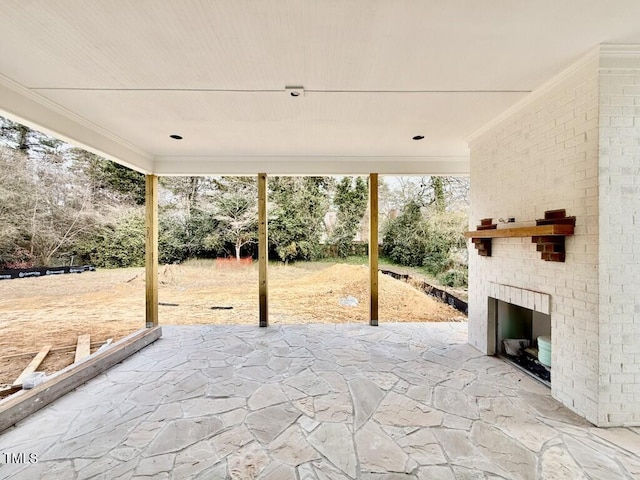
[0,73,153,173]
[467,46,602,145]
[599,43,640,71]
[152,156,470,176]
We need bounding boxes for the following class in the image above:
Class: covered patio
[1,1,640,475]
[1,322,638,479]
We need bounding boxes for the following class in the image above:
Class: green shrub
[76,210,145,268]
[382,201,427,267]
[437,268,468,288]
[382,203,468,287]
[422,210,467,275]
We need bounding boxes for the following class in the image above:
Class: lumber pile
[1,334,95,398]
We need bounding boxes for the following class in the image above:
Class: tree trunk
[431,177,446,212]
[18,125,30,152]
[235,243,241,261]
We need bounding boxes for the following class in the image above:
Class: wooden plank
[12,345,52,387]
[145,174,159,328]
[369,173,379,326]
[1,341,114,360]
[74,335,91,363]
[464,224,574,239]
[258,173,268,328]
[0,385,22,398]
[0,327,162,434]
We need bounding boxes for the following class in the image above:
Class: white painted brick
[513,288,522,308]
[469,51,640,426]
[540,295,550,315]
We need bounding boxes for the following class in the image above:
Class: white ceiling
[1,0,640,174]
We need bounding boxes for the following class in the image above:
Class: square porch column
[145,174,158,328]
[369,173,379,326]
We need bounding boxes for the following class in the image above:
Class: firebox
[487,283,552,386]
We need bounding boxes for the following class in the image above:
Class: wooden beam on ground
[258,173,268,327]
[0,326,162,434]
[369,173,379,326]
[145,174,159,328]
[0,341,115,360]
[74,334,91,363]
[12,345,51,387]
[0,386,22,399]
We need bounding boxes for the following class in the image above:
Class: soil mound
[270,263,463,324]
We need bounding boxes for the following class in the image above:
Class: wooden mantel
[465,210,576,262]
[463,224,574,239]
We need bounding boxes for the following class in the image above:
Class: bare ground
[0,261,465,385]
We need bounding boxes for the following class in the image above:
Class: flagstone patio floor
[0,322,638,479]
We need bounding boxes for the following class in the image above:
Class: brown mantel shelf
[463,224,574,239]
[465,210,576,262]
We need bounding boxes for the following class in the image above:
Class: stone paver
[0,322,638,479]
[307,423,357,478]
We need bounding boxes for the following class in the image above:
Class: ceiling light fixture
[285,86,304,98]
[412,135,425,140]
[169,134,183,140]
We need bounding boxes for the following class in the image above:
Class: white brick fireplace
[467,45,640,427]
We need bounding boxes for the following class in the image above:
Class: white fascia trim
[0,74,153,173]
[466,45,602,145]
[152,156,470,176]
[599,44,640,71]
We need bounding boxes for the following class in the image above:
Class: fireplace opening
[489,297,551,386]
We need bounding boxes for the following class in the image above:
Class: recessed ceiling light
[170,134,183,140]
[412,135,425,140]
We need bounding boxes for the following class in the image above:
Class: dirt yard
[0,261,465,386]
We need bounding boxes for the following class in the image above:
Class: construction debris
[12,345,51,387]
[74,335,91,363]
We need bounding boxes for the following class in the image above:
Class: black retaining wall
[0,265,95,280]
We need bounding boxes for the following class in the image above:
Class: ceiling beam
[0,74,153,173]
[152,157,469,176]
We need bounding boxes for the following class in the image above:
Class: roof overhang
[1,1,640,175]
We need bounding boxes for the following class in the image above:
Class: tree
[71,148,146,205]
[423,210,468,286]
[0,147,35,267]
[76,209,145,268]
[389,176,469,211]
[331,177,368,257]
[0,146,106,267]
[205,178,258,260]
[431,176,445,213]
[160,177,208,221]
[159,176,214,259]
[268,177,333,262]
[0,116,62,158]
[29,161,104,266]
[382,200,428,267]
[382,198,468,286]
